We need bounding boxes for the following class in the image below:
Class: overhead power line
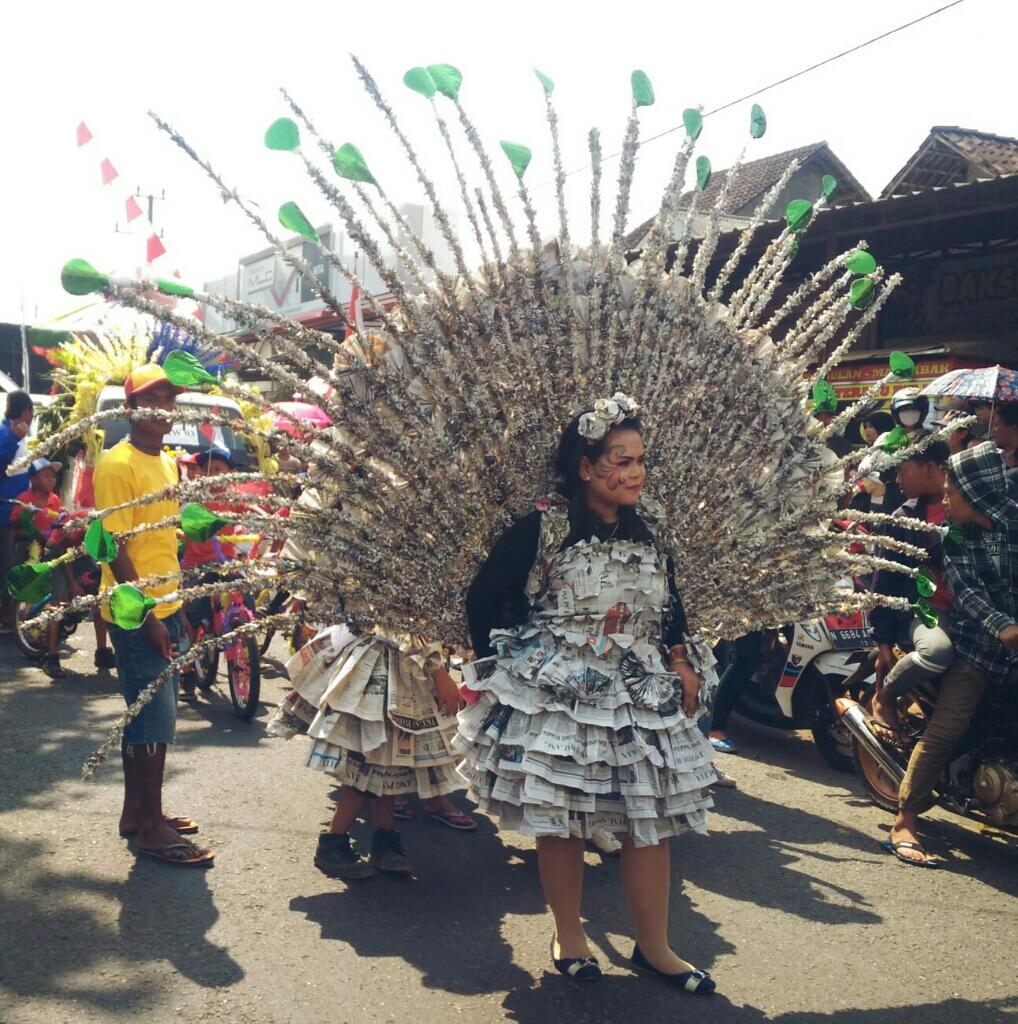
[537,0,969,189]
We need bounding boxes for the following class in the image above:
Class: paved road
[2,629,1017,1024]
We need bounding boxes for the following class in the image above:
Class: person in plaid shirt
[887,442,1018,867]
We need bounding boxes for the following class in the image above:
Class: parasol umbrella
[271,401,333,438]
[921,365,1018,403]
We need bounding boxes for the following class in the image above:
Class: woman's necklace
[595,518,620,541]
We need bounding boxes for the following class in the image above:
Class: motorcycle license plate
[829,627,873,650]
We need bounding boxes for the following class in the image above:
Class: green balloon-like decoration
[154,277,195,299]
[915,567,937,599]
[500,141,532,182]
[533,68,554,95]
[786,199,813,233]
[811,379,839,414]
[264,117,300,152]
[912,598,939,629]
[333,143,376,185]
[428,64,463,101]
[7,562,53,603]
[683,108,703,140]
[181,502,231,543]
[879,425,910,453]
[26,328,73,349]
[821,174,837,201]
[278,201,320,243]
[889,351,916,379]
[696,155,711,190]
[750,103,767,139]
[849,277,875,310]
[109,583,158,630]
[631,70,655,108]
[945,523,965,547]
[845,249,877,276]
[61,258,109,296]
[84,519,118,564]
[163,350,219,388]
[403,67,437,98]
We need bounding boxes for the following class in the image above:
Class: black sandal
[550,936,601,981]
[42,654,67,680]
[880,838,940,868]
[631,944,716,994]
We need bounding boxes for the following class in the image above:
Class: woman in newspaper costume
[25,57,957,988]
[457,398,719,989]
[269,626,475,879]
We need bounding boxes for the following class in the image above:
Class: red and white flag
[100,158,118,185]
[76,121,93,147]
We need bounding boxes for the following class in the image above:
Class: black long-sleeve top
[466,510,689,658]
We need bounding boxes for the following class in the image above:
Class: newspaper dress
[268,625,461,799]
[455,507,717,846]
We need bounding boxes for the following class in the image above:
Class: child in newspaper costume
[455,398,721,990]
[269,623,475,880]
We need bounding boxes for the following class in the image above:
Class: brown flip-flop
[121,815,199,838]
[137,839,214,868]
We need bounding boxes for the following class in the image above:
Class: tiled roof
[881,127,1018,197]
[625,141,869,250]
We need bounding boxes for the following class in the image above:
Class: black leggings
[711,631,764,731]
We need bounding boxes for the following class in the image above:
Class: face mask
[898,409,922,427]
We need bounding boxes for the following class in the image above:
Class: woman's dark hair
[861,411,894,435]
[554,413,651,547]
[996,403,1018,428]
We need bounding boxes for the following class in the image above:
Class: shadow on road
[0,832,242,1012]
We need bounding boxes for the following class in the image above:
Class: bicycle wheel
[228,636,261,719]
[14,601,49,660]
[259,626,275,657]
[196,640,219,691]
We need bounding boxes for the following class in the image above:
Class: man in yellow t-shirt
[92,363,213,867]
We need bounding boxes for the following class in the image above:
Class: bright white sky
[0,0,1005,325]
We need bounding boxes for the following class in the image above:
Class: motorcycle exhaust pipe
[834,697,906,784]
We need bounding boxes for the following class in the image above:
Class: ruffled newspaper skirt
[268,625,461,799]
[454,631,717,847]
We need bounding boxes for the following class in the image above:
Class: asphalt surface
[1,627,1017,1024]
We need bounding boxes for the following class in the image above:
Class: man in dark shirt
[888,443,1018,866]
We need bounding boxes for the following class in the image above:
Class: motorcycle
[837,673,1018,831]
[722,609,876,772]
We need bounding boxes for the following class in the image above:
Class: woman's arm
[465,511,541,658]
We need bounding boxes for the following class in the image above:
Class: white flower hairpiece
[577,392,641,442]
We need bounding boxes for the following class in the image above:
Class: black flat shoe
[551,936,601,981]
[631,944,716,995]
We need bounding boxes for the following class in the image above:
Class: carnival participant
[456,399,718,992]
[989,403,1018,498]
[93,364,213,867]
[868,440,954,732]
[0,391,34,630]
[885,443,1018,867]
[268,627,472,879]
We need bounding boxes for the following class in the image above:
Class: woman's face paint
[580,428,647,510]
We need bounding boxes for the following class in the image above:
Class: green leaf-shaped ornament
[533,68,554,95]
[915,567,937,599]
[181,502,231,543]
[264,117,300,152]
[6,562,54,603]
[84,519,117,563]
[403,67,437,98]
[500,141,532,181]
[750,103,767,139]
[912,599,939,630]
[889,351,916,379]
[61,258,109,296]
[945,524,965,547]
[155,277,195,299]
[821,174,838,201]
[333,143,376,185]
[278,201,319,243]
[109,583,158,630]
[163,350,219,388]
[850,277,875,310]
[26,328,73,348]
[696,156,711,190]
[428,64,463,100]
[18,507,41,542]
[845,249,877,275]
[786,199,813,232]
[631,70,655,108]
[683,108,703,140]
[811,379,839,414]
[879,425,910,453]
[788,237,800,261]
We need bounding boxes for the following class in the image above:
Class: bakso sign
[929,252,1018,331]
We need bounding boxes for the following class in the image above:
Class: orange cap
[123,363,185,399]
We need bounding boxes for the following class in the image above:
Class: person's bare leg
[537,835,589,959]
[620,837,694,973]
[122,743,190,850]
[373,796,395,830]
[327,786,368,834]
[93,612,109,651]
[889,809,933,864]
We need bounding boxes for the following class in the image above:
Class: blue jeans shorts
[109,612,182,746]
